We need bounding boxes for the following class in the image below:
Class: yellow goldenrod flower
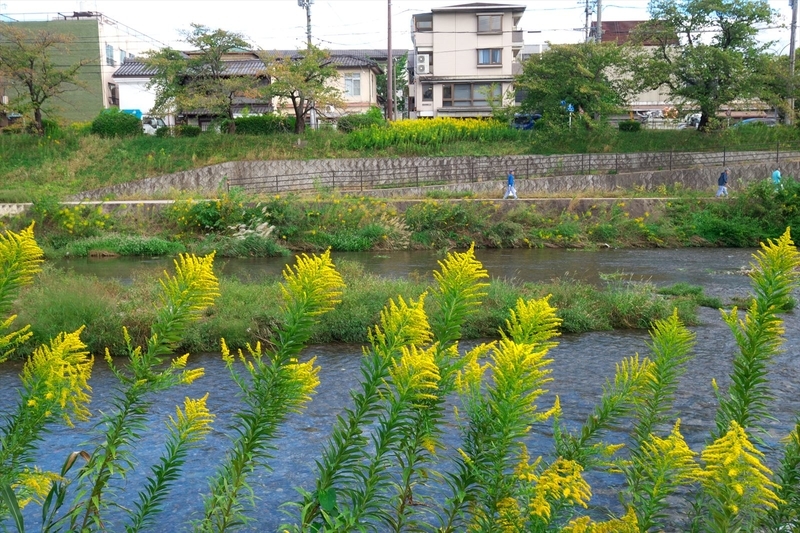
[700,421,782,514]
[389,345,440,405]
[171,394,214,443]
[21,328,93,427]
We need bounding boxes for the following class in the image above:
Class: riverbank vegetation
[14,258,711,358]
[1,226,798,532]
[2,116,800,202]
[8,174,799,260]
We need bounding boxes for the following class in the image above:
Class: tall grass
[12,261,705,358]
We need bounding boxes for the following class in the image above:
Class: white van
[142,116,166,135]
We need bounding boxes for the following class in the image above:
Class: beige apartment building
[409,3,526,119]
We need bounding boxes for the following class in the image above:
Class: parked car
[733,117,777,127]
[142,116,166,135]
[511,113,542,130]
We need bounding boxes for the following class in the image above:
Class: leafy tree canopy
[628,0,776,131]
[515,42,629,125]
[260,45,342,134]
[144,24,260,133]
[0,23,90,135]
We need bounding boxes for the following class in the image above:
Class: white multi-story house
[408,2,526,119]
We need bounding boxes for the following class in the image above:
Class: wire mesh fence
[227,142,800,195]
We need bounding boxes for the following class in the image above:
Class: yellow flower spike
[389,345,440,405]
[501,296,562,348]
[700,421,782,513]
[285,357,321,406]
[159,253,220,316]
[180,367,205,385]
[220,338,233,364]
[281,249,344,317]
[456,343,491,395]
[171,394,214,443]
[14,468,62,508]
[21,328,93,427]
[171,353,190,369]
[536,458,592,511]
[369,294,432,355]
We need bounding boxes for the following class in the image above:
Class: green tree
[377,52,408,115]
[628,0,776,131]
[144,24,261,134]
[752,52,800,123]
[515,42,629,124]
[0,23,91,135]
[260,45,342,134]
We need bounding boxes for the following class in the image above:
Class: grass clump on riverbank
[14,260,713,357]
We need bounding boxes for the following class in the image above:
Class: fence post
[275,174,278,194]
[588,153,592,174]
[777,141,780,164]
[332,170,335,190]
[416,165,419,188]
[670,149,673,171]
[360,169,363,192]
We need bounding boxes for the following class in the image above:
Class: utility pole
[595,0,602,43]
[298,0,313,48]
[789,0,798,125]
[582,0,590,42]
[298,0,316,128]
[387,0,394,121]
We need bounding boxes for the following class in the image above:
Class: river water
[2,247,798,531]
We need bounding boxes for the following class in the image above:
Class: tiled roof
[114,59,267,78]
[113,48,406,78]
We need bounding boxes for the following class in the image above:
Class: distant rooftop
[431,3,526,13]
[0,11,165,47]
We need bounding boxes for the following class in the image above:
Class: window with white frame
[477,14,502,33]
[344,73,361,97]
[119,49,126,65]
[441,83,501,107]
[105,44,115,66]
[477,49,502,66]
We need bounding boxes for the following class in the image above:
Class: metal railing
[227,142,800,195]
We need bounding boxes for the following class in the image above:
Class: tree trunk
[33,107,44,136]
[293,96,305,134]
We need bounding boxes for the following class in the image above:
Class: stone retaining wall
[72,150,800,200]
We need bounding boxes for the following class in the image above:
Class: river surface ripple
[2,247,798,531]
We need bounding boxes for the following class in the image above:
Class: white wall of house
[115,77,175,124]
[95,15,162,110]
[411,4,524,118]
[337,67,378,114]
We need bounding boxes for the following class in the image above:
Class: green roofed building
[0,11,163,124]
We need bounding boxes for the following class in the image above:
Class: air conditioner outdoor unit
[417,54,429,74]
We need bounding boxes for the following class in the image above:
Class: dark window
[442,83,501,107]
[477,14,502,33]
[107,83,118,106]
[422,84,433,101]
[415,14,433,32]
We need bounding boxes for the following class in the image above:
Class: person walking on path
[772,167,783,190]
[503,169,518,199]
[716,168,729,197]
